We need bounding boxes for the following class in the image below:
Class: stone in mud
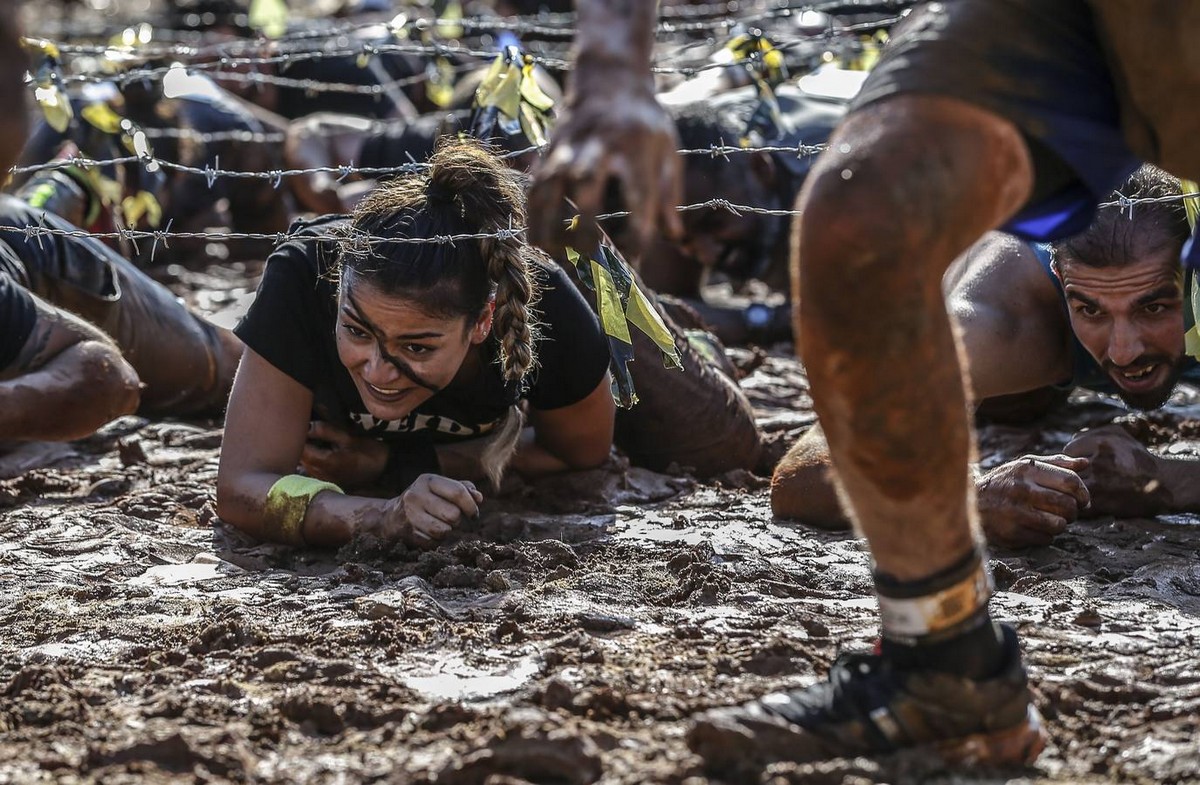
[432,564,486,589]
[485,570,514,592]
[575,612,636,633]
[280,690,346,735]
[538,677,577,710]
[435,725,603,785]
[517,539,579,572]
[118,437,149,467]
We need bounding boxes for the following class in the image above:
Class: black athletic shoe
[687,624,1045,772]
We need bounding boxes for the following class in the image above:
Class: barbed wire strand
[37,9,904,92]
[7,141,829,182]
[40,0,912,59]
[0,187,1171,264]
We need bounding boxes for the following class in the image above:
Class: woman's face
[335,270,493,421]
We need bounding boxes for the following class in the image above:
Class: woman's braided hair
[341,137,540,381]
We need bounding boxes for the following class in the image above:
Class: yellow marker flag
[590,260,632,344]
[1182,179,1200,360]
[626,283,681,369]
[122,191,163,227]
[518,62,555,113]
[81,103,125,134]
[249,0,289,39]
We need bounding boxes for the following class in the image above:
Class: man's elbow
[770,453,850,530]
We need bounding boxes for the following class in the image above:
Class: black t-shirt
[0,257,36,371]
[235,216,611,445]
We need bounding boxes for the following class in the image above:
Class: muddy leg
[683,94,1046,774]
[561,244,763,476]
[796,95,1032,579]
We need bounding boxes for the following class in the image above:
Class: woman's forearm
[510,438,574,479]
[215,469,385,547]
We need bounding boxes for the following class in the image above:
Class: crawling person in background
[771,165,1200,548]
[633,86,846,345]
[217,138,761,549]
[13,67,290,264]
[0,0,140,442]
[283,60,562,214]
[0,194,243,422]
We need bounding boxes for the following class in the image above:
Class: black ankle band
[874,549,982,599]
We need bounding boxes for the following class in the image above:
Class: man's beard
[1104,353,1187,410]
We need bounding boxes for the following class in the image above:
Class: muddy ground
[3,258,1200,785]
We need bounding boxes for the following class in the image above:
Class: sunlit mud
[3,266,1200,784]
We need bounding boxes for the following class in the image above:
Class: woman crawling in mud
[216,139,620,547]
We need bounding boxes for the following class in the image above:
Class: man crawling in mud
[772,164,1200,548]
[531,0,1200,774]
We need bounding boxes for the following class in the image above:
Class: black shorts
[852,0,1141,242]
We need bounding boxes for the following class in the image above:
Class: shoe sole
[932,704,1047,767]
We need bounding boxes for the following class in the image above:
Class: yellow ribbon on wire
[473,50,556,146]
[566,243,682,407]
[1181,179,1200,360]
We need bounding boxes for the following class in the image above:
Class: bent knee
[796,96,1033,279]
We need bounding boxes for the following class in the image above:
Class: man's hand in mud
[528,81,683,257]
[377,474,483,547]
[977,454,1091,548]
[301,420,387,489]
[1064,425,1172,518]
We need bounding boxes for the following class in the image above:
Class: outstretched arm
[1064,425,1200,517]
[0,295,140,441]
[771,422,1092,548]
[216,348,481,548]
[527,0,682,256]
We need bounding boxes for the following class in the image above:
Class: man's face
[1059,244,1186,410]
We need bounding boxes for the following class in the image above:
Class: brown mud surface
[4,264,1200,784]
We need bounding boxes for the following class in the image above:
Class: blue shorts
[852,0,1141,243]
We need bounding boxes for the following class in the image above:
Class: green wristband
[263,475,344,545]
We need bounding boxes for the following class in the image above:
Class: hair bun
[426,179,457,205]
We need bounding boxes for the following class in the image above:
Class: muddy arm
[1065,425,1200,517]
[218,348,374,546]
[520,374,615,474]
[218,349,480,548]
[776,419,1095,548]
[0,296,140,441]
[947,235,1071,402]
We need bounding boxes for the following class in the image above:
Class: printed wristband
[263,475,344,546]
